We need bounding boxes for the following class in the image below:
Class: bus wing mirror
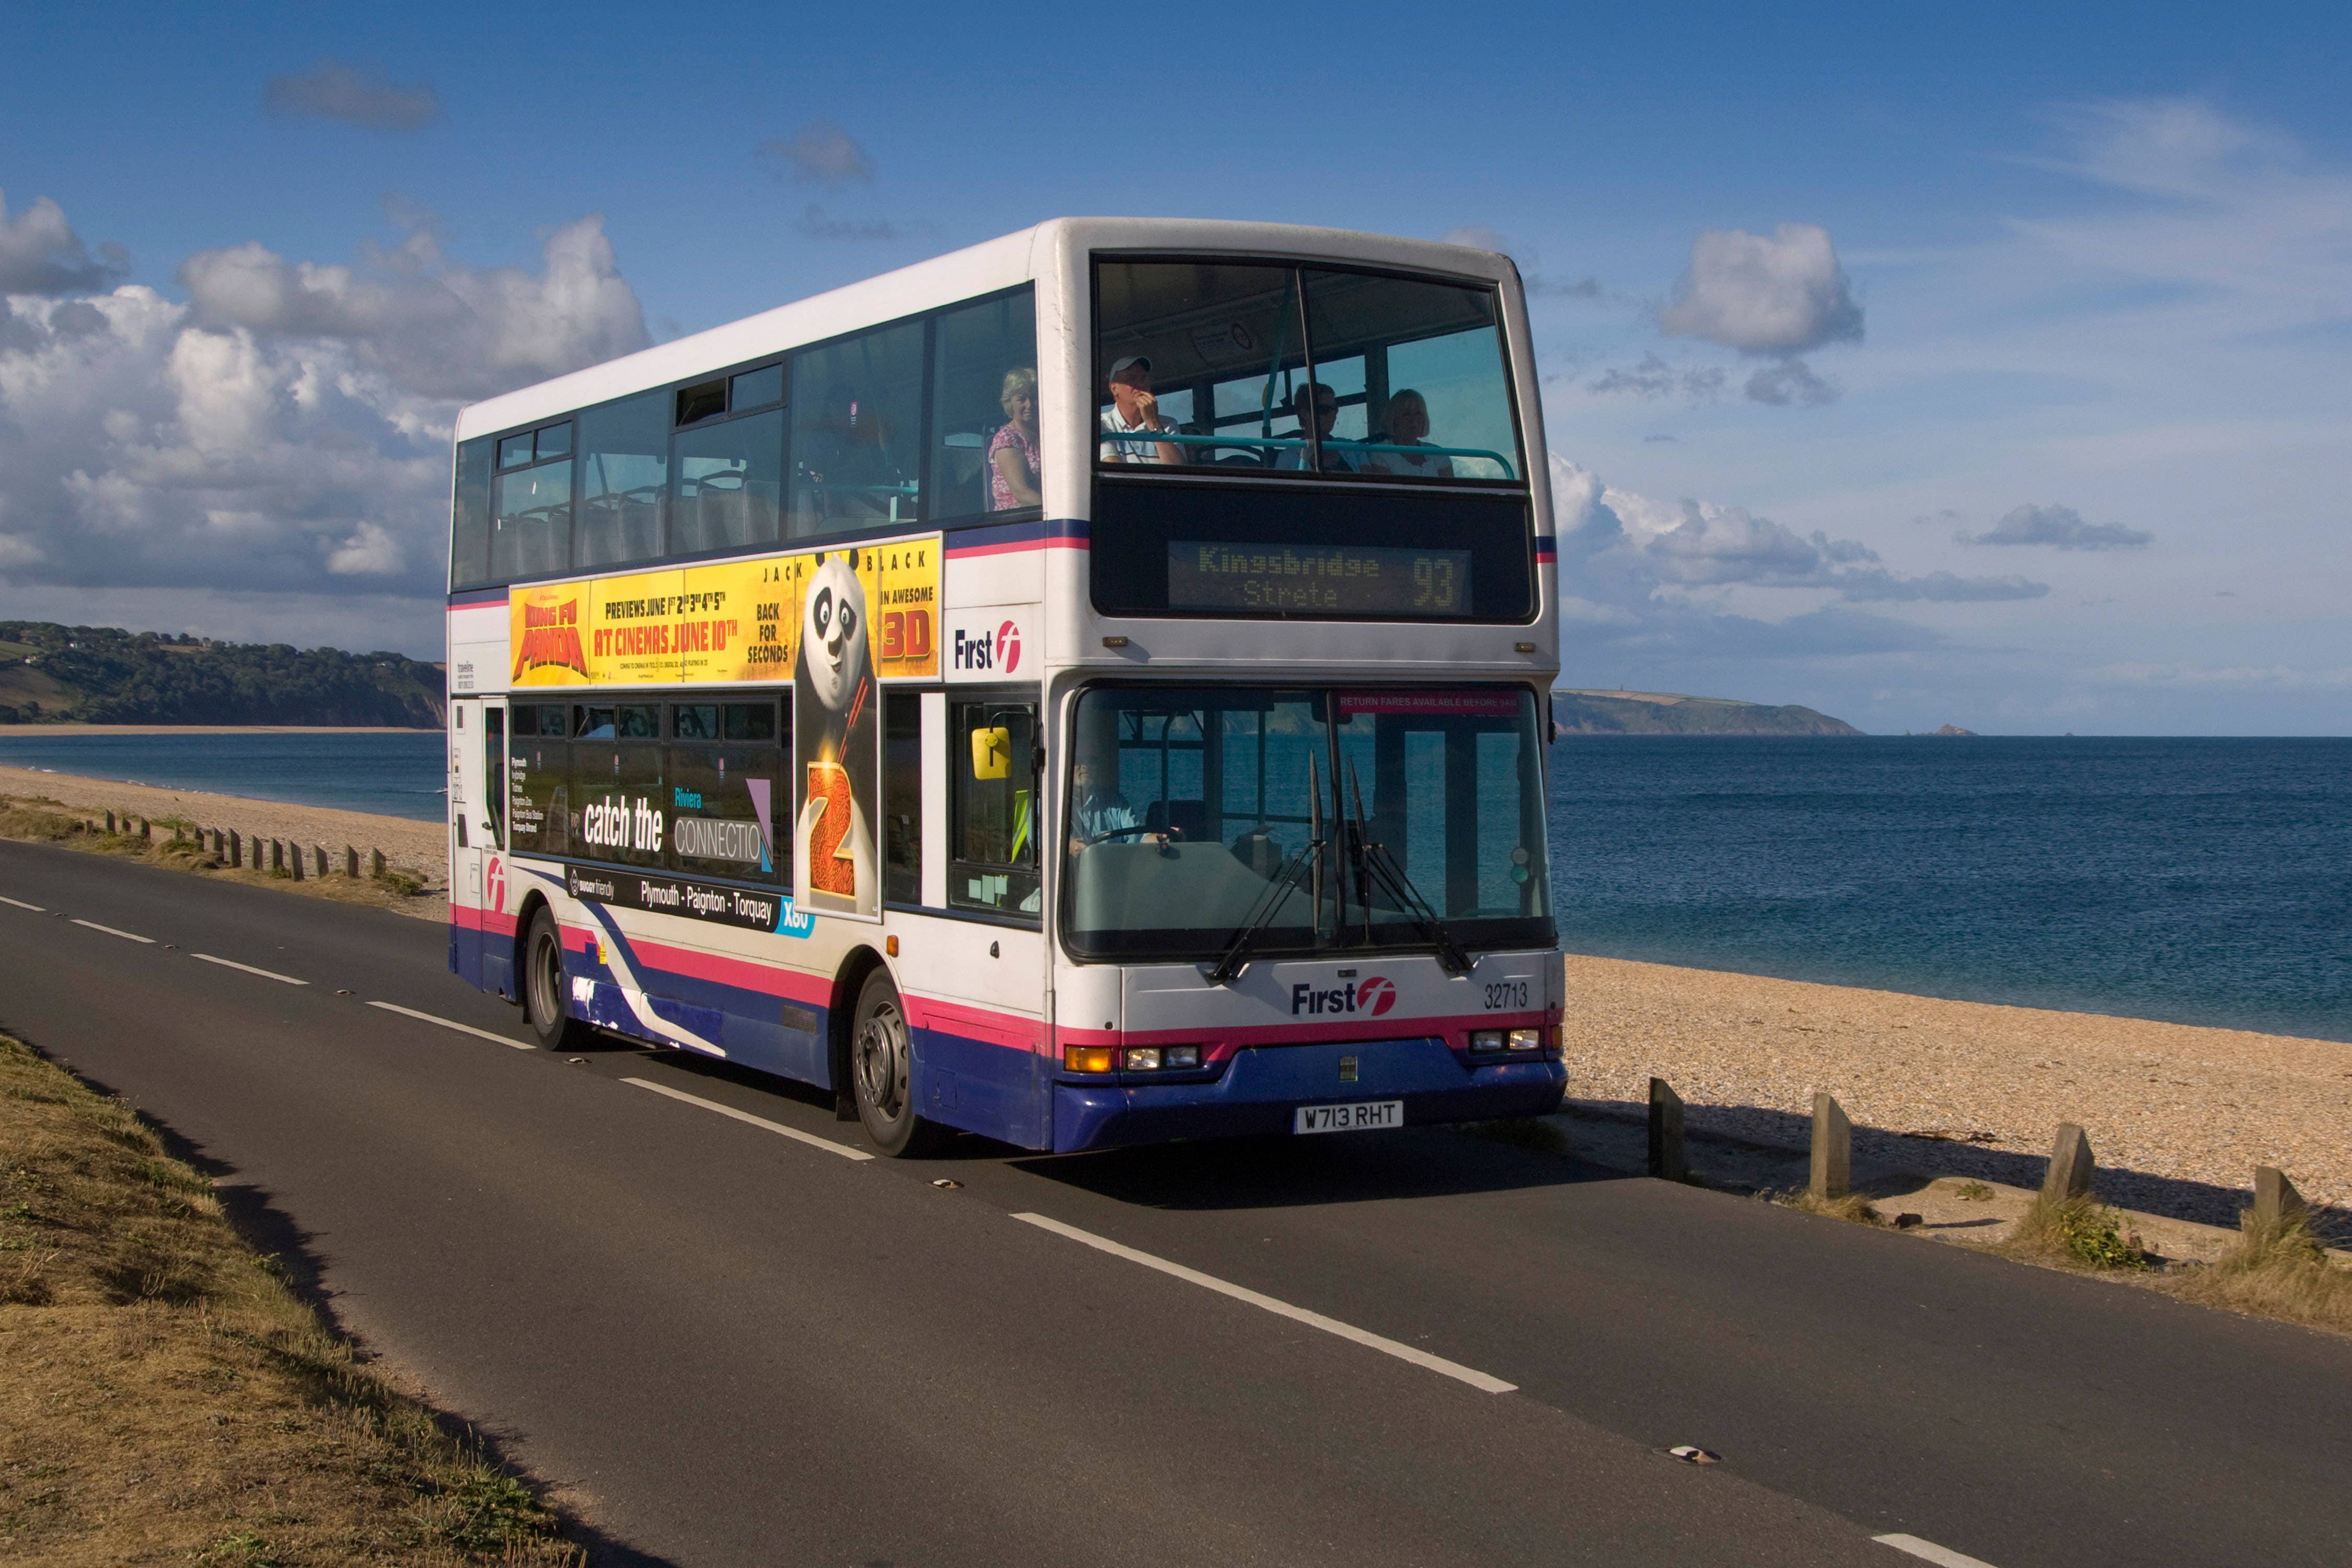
[971,725,1011,780]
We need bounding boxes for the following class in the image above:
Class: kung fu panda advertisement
[505,534,939,924]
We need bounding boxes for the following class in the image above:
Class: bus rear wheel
[850,968,948,1157]
[522,907,587,1051]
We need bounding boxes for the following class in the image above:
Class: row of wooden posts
[90,810,388,882]
[1645,1075,2313,1228]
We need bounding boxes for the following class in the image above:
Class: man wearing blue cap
[1099,354,1182,466]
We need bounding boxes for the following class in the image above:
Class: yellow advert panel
[509,536,940,689]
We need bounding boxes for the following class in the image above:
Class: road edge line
[1010,1211,1517,1394]
[366,1000,535,1051]
[621,1077,875,1161]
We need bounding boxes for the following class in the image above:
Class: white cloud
[0,189,128,295]
[1657,222,1864,354]
[1960,503,2151,550]
[2089,662,2352,688]
[0,198,649,612]
[758,122,875,186]
[326,521,404,575]
[1744,358,1836,406]
[179,209,648,402]
[263,61,439,132]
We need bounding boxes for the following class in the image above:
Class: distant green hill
[0,622,445,727]
[1553,688,1862,736]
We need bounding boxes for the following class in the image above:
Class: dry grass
[2001,1195,2153,1271]
[2167,1212,2352,1334]
[0,1033,579,1566]
[1777,1190,1883,1226]
[0,793,440,919]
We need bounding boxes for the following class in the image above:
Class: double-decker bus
[444,218,1564,1156]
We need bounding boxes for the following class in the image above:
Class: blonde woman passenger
[989,366,1043,509]
[1361,388,1454,478]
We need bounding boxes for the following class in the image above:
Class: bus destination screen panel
[1168,541,1471,617]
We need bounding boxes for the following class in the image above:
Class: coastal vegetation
[0,621,443,727]
[0,1032,582,1565]
[1551,688,1862,735]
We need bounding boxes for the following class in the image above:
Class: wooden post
[104,810,116,834]
[371,848,385,879]
[227,830,241,868]
[1647,1077,1688,1182]
[344,845,359,878]
[2043,1123,2094,1203]
[270,839,284,873]
[1811,1092,1852,1200]
[289,840,303,881]
[2254,1166,2307,1228]
[312,845,327,879]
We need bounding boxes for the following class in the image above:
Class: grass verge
[1777,1189,1883,1226]
[0,1032,579,1565]
[2166,1211,2352,1333]
[2004,1194,2152,1271]
[0,793,440,919]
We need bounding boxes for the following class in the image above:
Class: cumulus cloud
[758,122,874,186]
[1550,454,2045,610]
[1657,222,1864,354]
[263,61,440,132]
[179,207,648,401]
[1959,503,2151,550]
[0,196,649,612]
[1587,354,1724,402]
[0,189,129,295]
[1744,358,1836,406]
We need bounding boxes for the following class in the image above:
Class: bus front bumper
[1050,1037,1564,1153]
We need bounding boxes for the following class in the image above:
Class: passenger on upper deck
[989,367,1042,510]
[1099,355,1183,466]
[1271,383,1354,472]
[1358,388,1455,479]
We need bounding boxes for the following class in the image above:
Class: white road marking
[71,918,154,944]
[622,1077,874,1162]
[1010,1211,1518,1395]
[0,894,43,912]
[192,953,308,986]
[1875,1535,2001,1567]
[366,1000,535,1051]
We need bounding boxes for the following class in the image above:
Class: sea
[1,729,2343,1042]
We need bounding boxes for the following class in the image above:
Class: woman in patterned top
[989,366,1042,510]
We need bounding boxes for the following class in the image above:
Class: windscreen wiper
[1207,754,1323,985]
[1344,760,1473,977]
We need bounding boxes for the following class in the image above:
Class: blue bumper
[1052,1037,1564,1152]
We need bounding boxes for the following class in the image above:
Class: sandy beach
[0,765,444,884]
[1562,954,2351,1236]
[0,725,439,735]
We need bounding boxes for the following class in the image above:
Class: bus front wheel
[522,907,587,1052]
[850,968,948,1157]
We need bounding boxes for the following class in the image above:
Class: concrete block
[312,845,327,878]
[270,839,284,873]
[1811,1092,1852,1200]
[2255,1166,2308,1228]
[371,848,386,879]
[227,830,241,868]
[1647,1077,1688,1182]
[2043,1122,2094,1203]
[344,845,359,878]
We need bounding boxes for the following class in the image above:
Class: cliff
[0,622,446,728]
[1552,689,1863,736]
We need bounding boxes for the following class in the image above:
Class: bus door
[448,698,510,994]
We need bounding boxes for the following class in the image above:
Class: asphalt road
[4,837,2349,1568]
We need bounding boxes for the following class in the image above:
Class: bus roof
[455,218,1520,443]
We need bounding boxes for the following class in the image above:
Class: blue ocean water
[1547,736,2351,1044]
[2,729,2343,1041]
[0,731,448,821]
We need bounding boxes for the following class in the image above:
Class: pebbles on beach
[1563,953,2352,1235]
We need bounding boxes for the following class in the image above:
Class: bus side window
[949,699,1038,917]
[884,693,923,905]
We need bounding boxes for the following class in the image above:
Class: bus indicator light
[1064,1046,1116,1074]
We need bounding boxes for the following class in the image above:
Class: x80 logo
[1290,975,1395,1017]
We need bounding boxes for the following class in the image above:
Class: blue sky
[3,1,2347,732]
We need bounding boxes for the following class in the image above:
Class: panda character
[792,549,877,915]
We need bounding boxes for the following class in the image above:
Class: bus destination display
[1167,541,1472,617]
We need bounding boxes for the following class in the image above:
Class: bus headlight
[1507,1028,1541,1052]
[1165,1045,1201,1069]
[1469,1030,1505,1053]
[1123,1047,1161,1071]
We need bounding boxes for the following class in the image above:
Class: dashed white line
[191,953,308,986]
[0,894,43,912]
[71,917,154,944]
[622,1077,875,1162]
[366,1000,535,1051]
[1010,1211,1518,1394]
[1875,1535,2001,1567]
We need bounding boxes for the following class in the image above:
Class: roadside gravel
[1562,953,2352,1239]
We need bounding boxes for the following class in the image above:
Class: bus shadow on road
[1005,1122,1623,1211]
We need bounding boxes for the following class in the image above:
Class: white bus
[444,218,1564,1155]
